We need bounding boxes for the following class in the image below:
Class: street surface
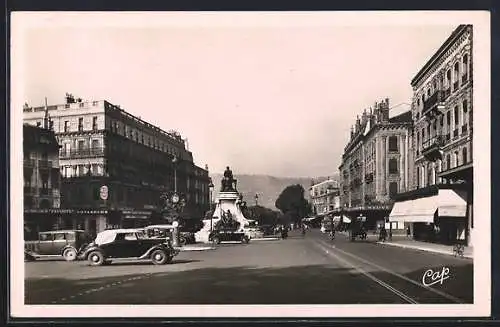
[25,229,473,304]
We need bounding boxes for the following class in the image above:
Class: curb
[179,246,216,252]
[251,237,280,241]
[377,241,473,259]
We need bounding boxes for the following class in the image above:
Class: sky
[17,13,458,178]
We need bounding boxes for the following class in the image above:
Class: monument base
[195,191,252,243]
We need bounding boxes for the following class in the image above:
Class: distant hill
[210,173,340,211]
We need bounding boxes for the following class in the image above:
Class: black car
[208,229,250,244]
[80,229,180,266]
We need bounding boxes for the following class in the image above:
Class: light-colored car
[25,230,91,261]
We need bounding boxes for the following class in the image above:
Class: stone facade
[23,94,210,235]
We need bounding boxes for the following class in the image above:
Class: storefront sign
[24,208,74,214]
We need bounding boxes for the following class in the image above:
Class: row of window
[415,53,470,109]
[415,146,469,187]
[109,119,182,158]
[416,99,469,151]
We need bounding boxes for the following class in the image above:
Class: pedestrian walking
[406,226,411,238]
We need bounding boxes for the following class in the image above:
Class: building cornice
[411,25,471,88]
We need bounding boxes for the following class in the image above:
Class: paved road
[25,229,473,304]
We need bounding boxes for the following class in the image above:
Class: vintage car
[24,230,91,262]
[143,224,195,245]
[208,229,250,244]
[79,229,180,266]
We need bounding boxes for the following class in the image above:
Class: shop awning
[389,195,438,223]
[437,189,467,217]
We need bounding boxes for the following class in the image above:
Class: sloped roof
[389,110,412,124]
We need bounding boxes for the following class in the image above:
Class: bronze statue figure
[221,166,237,192]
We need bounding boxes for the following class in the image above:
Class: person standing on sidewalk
[406,226,411,238]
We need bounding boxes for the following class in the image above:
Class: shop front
[389,186,468,245]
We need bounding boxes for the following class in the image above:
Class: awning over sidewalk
[389,195,438,223]
[438,189,467,217]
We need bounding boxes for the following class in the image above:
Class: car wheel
[63,247,78,262]
[87,251,105,266]
[179,237,187,246]
[242,236,250,244]
[213,236,221,244]
[151,249,168,265]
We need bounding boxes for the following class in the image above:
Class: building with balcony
[389,25,473,246]
[339,98,413,230]
[23,94,211,236]
[23,123,64,239]
[309,179,340,216]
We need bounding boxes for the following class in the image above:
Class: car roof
[144,224,174,229]
[40,230,85,234]
[99,228,142,235]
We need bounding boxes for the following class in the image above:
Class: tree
[246,205,279,226]
[275,184,312,224]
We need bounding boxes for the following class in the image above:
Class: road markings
[313,241,418,304]
[317,240,464,304]
[51,274,154,304]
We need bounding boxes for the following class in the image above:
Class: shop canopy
[389,189,467,223]
[389,195,439,223]
[438,189,467,217]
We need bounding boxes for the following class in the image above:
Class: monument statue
[221,166,237,192]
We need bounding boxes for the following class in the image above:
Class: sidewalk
[377,236,473,259]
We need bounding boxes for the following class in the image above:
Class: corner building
[23,95,210,236]
[339,99,413,230]
[23,124,65,239]
[389,25,473,246]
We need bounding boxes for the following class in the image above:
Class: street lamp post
[172,155,178,194]
[208,178,214,231]
[255,193,259,206]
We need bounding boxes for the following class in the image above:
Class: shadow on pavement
[25,261,473,305]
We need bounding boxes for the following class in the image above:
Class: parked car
[24,230,91,262]
[142,224,195,245]
[79,229,180,266]
[209,229,250,244]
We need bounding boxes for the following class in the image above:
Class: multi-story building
[389,25,473,246]
[309,179,340,216]
[23,122,64,239]
[338,98,413,230]
[23,94,211,236]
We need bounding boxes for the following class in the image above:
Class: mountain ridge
[209,173,340,210]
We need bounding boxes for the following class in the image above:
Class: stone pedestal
[195,191,251,243]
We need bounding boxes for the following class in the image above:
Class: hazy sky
[17,13,457,177]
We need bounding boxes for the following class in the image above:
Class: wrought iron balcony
[23,159,35,167]
[40,187,51,196]
[423,90,447,117]
[422,135,445,161]
[59,147,105,159]
[24,186,34,195]
[38,160,52,169]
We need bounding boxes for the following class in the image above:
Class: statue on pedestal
[221,166,237,192]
